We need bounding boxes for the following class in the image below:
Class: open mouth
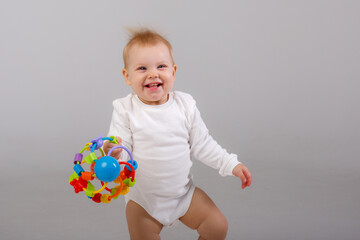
[145,83,163,89]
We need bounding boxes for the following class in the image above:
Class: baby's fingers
[103,137,122,158]
[108,140,123,159]
[115,136,122,145]
[243,168,252,188]
[241,174,247,189]
[109,148,122,159]
[236,171,247,189]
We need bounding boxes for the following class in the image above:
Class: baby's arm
[106,99,133,160]
[188,106,239,176]
[232,164,252,189]
[187,97,252,188]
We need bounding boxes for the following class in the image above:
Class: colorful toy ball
[69,135,138,204]
[94,156,121,182]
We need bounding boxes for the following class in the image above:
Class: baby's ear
[172,64,177,77]
[122,68,131,85]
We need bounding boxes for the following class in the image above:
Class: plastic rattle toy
[69,135,138,204]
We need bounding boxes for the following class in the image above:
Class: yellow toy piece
[101,194,111,204]
[120,185,130,195]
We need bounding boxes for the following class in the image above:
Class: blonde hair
[123,27,174,68]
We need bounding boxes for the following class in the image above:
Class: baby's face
[123,42,177,105]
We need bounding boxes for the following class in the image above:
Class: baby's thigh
[179,187,228,230]
[126,200,163,240]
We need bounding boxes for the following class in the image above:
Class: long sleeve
[188,102,241,177]
[107,98,133,162]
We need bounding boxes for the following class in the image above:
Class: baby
[103,28,252,240]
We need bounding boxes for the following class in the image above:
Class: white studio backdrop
[1,1,359,239]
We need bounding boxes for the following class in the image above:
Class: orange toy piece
[81,172,94,181]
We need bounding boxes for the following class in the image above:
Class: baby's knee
[198,211,228,240]
[212,213,229,237]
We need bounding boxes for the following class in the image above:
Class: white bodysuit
[107,91,240,226]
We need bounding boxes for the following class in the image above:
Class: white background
[1,1,359,239]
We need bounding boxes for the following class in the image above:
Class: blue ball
[94,156,121,182]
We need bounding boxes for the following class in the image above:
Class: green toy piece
[84,152,97,164]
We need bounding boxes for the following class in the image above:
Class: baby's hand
[103,136,122,160]
[232,164,252,189]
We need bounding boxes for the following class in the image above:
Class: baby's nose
[148,70,159,78]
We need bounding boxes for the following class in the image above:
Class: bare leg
[126,200,163,240]
[179,188,228,240]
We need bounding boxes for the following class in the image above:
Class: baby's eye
[137,66,146,71]
[158,64,167,69]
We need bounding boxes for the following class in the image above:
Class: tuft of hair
[123,27,174,68]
